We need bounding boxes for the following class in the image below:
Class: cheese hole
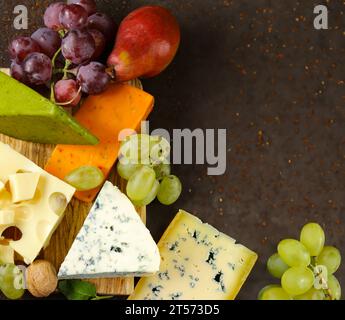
[49,193,67,216]
[1,226,22,241]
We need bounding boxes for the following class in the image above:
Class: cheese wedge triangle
[58,181,160,279]
[0,72,98,145]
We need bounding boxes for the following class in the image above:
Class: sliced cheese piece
[45,83,154,202]
[0,209,15,225]
[0,244,14,264]
[0,143,76,264]
[58,181,160,279]
[0,71,98,145]
[0,181,4,192]
[129,210,258,300]
[9,172,40,203]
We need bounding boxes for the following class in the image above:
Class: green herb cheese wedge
[0,72,98,145]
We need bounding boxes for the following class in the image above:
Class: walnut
[26,260,58,298]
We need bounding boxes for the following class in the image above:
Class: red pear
[107,6,180,82]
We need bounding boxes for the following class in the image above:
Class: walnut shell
[26,260,58,298]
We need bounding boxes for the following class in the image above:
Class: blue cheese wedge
[58,181,160,279]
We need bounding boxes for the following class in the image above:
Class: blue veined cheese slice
[58,181,160,279]
[129,210,258,300]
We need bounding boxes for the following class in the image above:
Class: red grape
[88,29,106,59]
[8,37,41,63]
[61,29,95,64]
[10,61,27,83]
[31,28,61,58]
[54,79,81,106]
[77,62,110,95]
[44,2,66,31]
[59,4,88,30]
[22,53,52,85]
[87,13,116,41]
[67,0,97,16]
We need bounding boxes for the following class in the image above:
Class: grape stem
[53,69,75,76]
[50,48,74,102]
[53,59,73,75]
[106,66,116,80]
[55,86,82,106]
[58,29,66,38]
[310,263,333,300]
[63,60,72,79]
[67,66,78,77]
[50,82,56,103]
[51,47,62,69]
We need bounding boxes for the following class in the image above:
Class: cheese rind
[9,172,40,203]
[0,143,75,264]
[58,181,160,279]
[129,210,258,300]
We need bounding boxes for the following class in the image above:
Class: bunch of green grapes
[117,134,182,206]
[0,264,25,300]
[259,223,341,300]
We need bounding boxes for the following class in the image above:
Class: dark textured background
[0,0,344,300]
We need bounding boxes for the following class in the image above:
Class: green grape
[157,175,182,206]
[281,267,314,296]
[258,285,278,299]
[120,134,151,165]
[117,161,142,180]
[267,253,289,279]
[300,223,325,256]
[132,180,160,206]
[0,264,25,300]
[127,166,156,202]
[316,246,341,275]
[327,275,341,300]
[154,163,171,181]
[277,239,311,267]
[258,285,292,300]
[65,166,104,191]
[149,135,171,165]
[294,287,325,300]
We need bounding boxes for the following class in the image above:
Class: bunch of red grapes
[8,0,116,106]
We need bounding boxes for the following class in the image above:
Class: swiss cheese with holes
[0,142,75,264]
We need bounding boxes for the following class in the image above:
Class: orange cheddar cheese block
[45,83,154,202]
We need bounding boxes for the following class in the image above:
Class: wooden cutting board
[0,78,146,296]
